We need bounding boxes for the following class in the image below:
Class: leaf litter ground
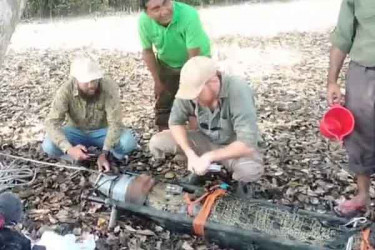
[0,32,364,249]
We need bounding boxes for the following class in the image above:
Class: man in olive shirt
[327,0,375,216]
[149,57,263,184]
[138,0,211,131]
[42,57,137,172]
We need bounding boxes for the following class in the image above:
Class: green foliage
[24,0,108,18]
[23,0,256,18]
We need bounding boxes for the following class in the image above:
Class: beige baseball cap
[176,56,218,100]
[70,56,103,83]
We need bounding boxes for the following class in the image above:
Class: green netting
[209,196,362,249]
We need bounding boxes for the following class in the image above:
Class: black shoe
[180,173,206,186]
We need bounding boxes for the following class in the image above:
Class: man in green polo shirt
[327,0,375,217]
[149,56,264,190]
[138,0,211,131]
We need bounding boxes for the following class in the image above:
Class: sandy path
[9,0,340,52]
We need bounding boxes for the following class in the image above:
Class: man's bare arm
[142,49,165,97]
[328,46,347,86]
[142,49,160,82]
[170,125,195,157]
[327,46,347,105]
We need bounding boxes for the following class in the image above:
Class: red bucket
[320,105,355,141]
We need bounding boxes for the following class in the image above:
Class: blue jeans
[42,126,137,160]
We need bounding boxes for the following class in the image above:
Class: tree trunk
[0,0,26,66]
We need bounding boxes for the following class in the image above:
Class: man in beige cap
[42,56,137,172]
[149,56,263,187]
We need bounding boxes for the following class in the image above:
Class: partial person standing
[138,0,211,131]
[327,0,375,217]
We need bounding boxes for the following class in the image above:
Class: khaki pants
[149,130,264,183]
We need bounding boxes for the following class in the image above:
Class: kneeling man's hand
[187,151,212,176]
[67,145,89,161]
[97,153,111,172]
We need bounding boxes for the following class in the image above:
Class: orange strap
[192,189,226,236]
[184,192,210,216]
[361,228,375,250]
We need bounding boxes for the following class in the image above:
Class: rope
[0,152,101,191]
[0,160,37,192]
[344,217,368,228]
[0,152,100,173]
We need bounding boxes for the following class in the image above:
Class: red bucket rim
[321,104,355,140]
